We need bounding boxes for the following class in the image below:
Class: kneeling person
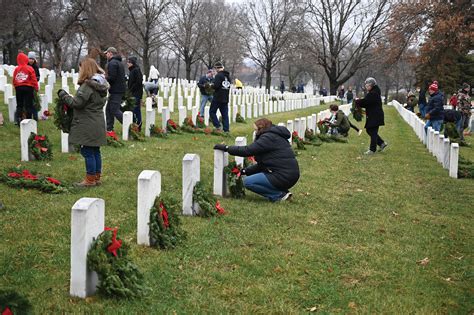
[328,104,360,136]
[214,118,300,202]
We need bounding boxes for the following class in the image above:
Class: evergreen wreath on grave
[195,114,206,129]
[181,117,197,133]
[87,227,148,299]
[317,120,329,134]
[53,97,74,133]
[458,157,474,178]
[28,132,53,160]
[0,289,32,315]
[315,121,347,143]
[149,125,168,138]
[33,90,41,112]
[106,131,125,147]
[444,122,468,146]
[149,195,187,249]
[236,113,245,123]
[192,181,226,217]
[204,82,214,95]
[0,166,68,193]
[224,160,245,198]
[41,109,52,120]
[292,131,306,150]
[351,99,364,122]
[120,92,135,112]
[304,129,322,146]
[129,123,145,141]
[166,119,181,133]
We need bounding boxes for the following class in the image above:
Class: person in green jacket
[58,58,109,187]
[327,104,362,136]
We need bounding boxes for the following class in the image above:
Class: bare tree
[165,0,203,80]
[306,0,391,95]
[25,0,87,73]
[120,0,170,77]
[240,0,302,91]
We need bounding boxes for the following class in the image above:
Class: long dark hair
[254,118,272,136]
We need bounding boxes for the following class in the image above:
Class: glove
[240,168,247,176]
[57,89,68,99]
[425,113,431,120]
[213,144,228,151]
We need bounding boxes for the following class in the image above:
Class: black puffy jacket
[106,55,126,94]
[213,70,231,103]
[227,126,300,190]
[127,64,143,98]
[357,85,384,128]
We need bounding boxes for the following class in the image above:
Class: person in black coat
[104,47,126,131]
[214,118,299,202]
[209,62,231,132]
[355,77,387,154]
[127,56,144,130]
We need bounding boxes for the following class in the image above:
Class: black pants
[349,120,359,132]
[15,86,36,124]
[366,126,384,152]
[106,93,124,131]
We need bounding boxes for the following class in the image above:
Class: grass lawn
[0,80,473,314]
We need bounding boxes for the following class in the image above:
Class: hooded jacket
[425,91,444,120]
[356,85,384,128]
[227,125,300,190]
[13,53,38,90]
[61,74,109,147]
[106,55,126,94]
[212,70,231,103]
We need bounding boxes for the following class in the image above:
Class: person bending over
[326,104,362,136]
[214,118,300,202]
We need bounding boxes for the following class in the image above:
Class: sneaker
[378,142,388,152]
[364,150,375,155]
[280,192,293,201]
[358,129,363,136]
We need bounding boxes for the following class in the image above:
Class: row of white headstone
[391,100,460,178]
[70,138,249,298]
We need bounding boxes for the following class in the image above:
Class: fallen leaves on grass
[300,192,311,196]
[309,219,318,225]
[307,306,319,312]
[68,156,77,161]
[356,189,363,192]
[348,301,357,309]
[417,257,430,266]
[391,211,399,217]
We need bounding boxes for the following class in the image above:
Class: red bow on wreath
[167,119,177,129]
[34,135,46,141]
[159,202,170,228]
[104,227,122,257]
[46,177,61,185]
[231,167,241,178]
[106,131,118,141]
[35,143,48,152]
[215,200,226,215]
[2,307,13,315]
[22,169,38,180]
[7,172,22,178]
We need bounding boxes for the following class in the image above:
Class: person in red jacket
[13,52,39,125]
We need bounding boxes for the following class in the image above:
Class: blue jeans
[132,96,142,129]
[244,172,286,202]
[199,95,213,116]
[425,119,443,133]
[419,103,426,117]
[210,99,229,132]
[80,146,102,175]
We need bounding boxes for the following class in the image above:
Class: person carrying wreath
[57,58,109,187]
[214,118,300,202]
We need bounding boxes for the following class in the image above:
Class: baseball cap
[104,47,118,54]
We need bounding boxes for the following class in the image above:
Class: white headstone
[287,120,293,143]
[145,109,156,137]
[145,97,153,111]
[61,131,72,153]
[122,111,133,141]
[70,197,104,298]
[442,138,450,169]
[204,106,210,126]
[187,96,193,110]
[182,154,200,215]
[40,94,48,117]
[8,96,16,122]
[161,107,171,132]
[4,84,13,104]
[0,75,6,91]
[45,85,53,104]
[20,119,37,161]
[192,106,199,125]
[178,107,187,126]
[235,137,247,166]
[449,143,459,178]
[137,170,161,246]
[240,104,246,119]
[213,150,229,196]
[157,97,163,113]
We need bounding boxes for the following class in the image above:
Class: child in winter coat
[13,53,39,125]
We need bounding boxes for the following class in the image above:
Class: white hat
[28,51,36,60]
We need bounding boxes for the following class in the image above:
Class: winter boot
[95,173,102,186]
[74,174,96,187]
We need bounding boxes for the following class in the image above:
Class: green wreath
[149,196,187,249]
[192,181,225,217]
[0,290,32,315]
[28,132,53,160]
[166,119,181,133]
[149,125,168,138]
[458,157,474,178]
[236,113,245,123]
[129,123,145,141]
[195,115,206,129]
[33,90,41,112]
[292,131,306,150]
[106,131,125,147]
[121,92,135,112]
[224,161,245,198]
[1,166,68,193]
[53,97,74,133]
[87,228,147,298]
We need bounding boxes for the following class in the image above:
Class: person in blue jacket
[424,83,444,132]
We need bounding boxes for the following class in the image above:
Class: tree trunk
[259,67,264,88]
[143,45,150,78]
[185,58,192,80]
[176,57,181,79]
[52,40,63,74]
[265,67,272,92]
[329,79,339,96]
